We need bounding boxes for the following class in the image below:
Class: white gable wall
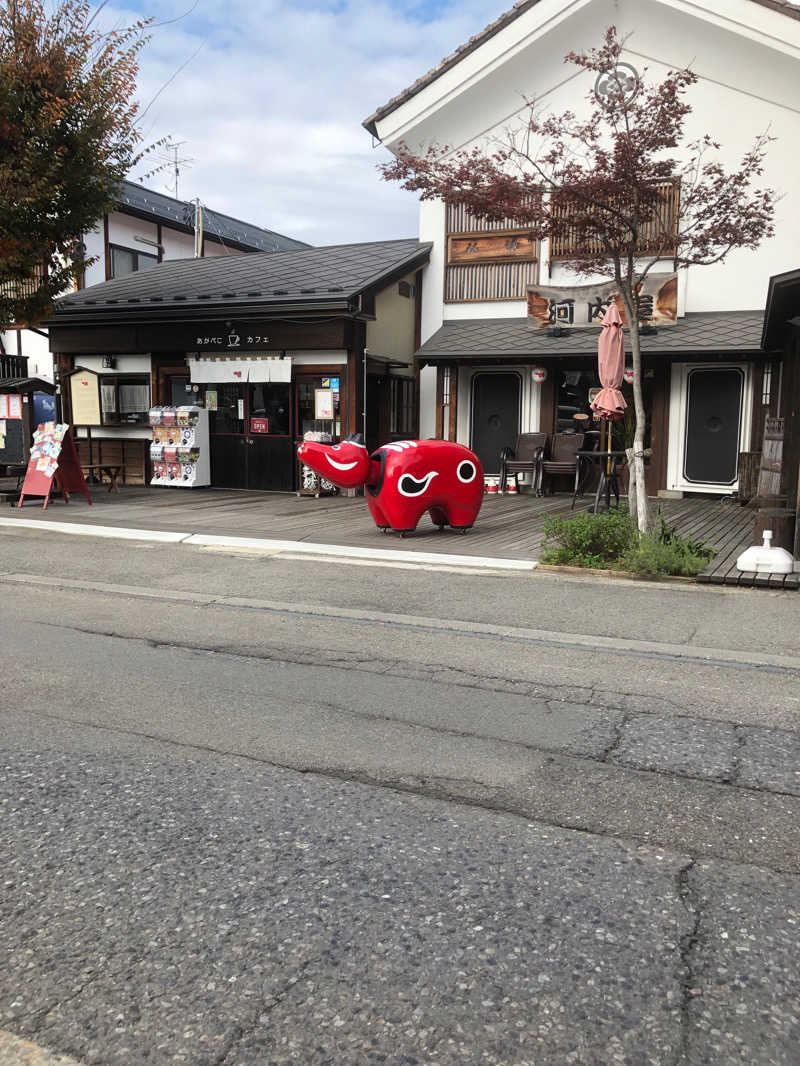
[376,0,800,333]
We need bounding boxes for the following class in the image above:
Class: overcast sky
[100,0,496,247]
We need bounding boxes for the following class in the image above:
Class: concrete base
[658,489,684,499]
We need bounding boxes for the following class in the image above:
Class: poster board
[314,388,335,420]
[0,394,23,419]
[0,418,26,466]
[69,368,102,426]
[17,423,91,509]
[0,393,26,465]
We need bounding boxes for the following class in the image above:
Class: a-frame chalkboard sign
[17,423,92,509]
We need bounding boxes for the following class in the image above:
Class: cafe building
[47,238,430,491]
[416,294,781,498]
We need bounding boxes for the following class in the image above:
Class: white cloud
[98,0,496,245]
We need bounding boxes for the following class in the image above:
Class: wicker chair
[499,432,548,495]
[539,432,585,503]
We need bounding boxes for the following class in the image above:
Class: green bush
[540,507,715,576]
[541,509,637,569]
[621,526,714,577]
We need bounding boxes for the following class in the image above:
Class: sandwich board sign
[17,423,91,509]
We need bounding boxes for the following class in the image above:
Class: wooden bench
[81,463,125,492]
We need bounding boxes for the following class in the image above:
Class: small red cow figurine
[297,434,484,535]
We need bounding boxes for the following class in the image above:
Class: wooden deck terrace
[3,483,798,589]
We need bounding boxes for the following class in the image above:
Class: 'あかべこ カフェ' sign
[527,273,677,329]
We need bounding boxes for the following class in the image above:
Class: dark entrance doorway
[684,367,744,485]
[470,372,521,474]
[206,382,294,491]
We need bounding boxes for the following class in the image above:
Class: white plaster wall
[366,272,417,363]
[377,0,800,321]
[83,223,106,288]
[203,239,241,257]
[108,213,159,250]
[160,228,195,261]
[289,351,348,365]
[76,425,151,440]
[1,328,53,381]
[76,354,152,375]
[419,365,437,438]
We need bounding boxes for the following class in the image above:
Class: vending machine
[149,405,210,488]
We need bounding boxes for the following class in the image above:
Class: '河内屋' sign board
[69,368,102,425]
[527,273,677,329]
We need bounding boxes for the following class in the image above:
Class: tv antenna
[159,140,194,199]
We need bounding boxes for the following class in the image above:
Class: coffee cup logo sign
[194,332,265,349]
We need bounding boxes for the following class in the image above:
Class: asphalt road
[1,525,798,1065]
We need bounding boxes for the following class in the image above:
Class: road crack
[213,957,316,1065]
[675,859,702,1066]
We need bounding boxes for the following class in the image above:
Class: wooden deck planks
[6,485,797,588]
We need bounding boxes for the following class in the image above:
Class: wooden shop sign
[527,273,677,329]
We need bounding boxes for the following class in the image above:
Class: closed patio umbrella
[590,302,627,502]
[590,303,627,422]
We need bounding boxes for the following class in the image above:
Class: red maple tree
[380,26,776,530]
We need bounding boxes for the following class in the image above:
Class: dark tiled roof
[364,0,800,137]
[417,312,770,360]
[0,376,57,393]
[51,240,431,321]
[117,181,310,253]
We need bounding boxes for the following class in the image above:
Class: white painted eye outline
[326,454,359,472]
[398,470,438,497]
[456,460,477,483]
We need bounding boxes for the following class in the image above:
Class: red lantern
[623,366,634,385]
[532,366,547,384]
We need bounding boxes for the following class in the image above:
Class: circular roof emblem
[594,63,640,105]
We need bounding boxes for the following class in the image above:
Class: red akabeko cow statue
[297,434,484,535]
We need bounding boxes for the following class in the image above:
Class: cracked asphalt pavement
[1,526,799,1065]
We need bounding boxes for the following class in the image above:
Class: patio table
[576,450,627,513]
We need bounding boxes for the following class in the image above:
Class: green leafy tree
[1,0,154,326]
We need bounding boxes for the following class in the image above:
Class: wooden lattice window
[445,203,539,303]
[549,180,680,261]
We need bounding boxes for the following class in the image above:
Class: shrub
[540,507,715,576]
[541,509,637,569]
[621,527,714,577]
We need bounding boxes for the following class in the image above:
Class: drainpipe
[363,347,369,442]
[193,199,203,258]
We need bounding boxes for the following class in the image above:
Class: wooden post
[447,365,458,442]
[795,464,800,561]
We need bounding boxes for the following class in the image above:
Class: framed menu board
[69,368,102,426]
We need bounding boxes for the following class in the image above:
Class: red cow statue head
[297,433,374,490]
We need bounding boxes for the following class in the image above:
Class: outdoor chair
[539,432,585,503]
[499,432,548,495]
